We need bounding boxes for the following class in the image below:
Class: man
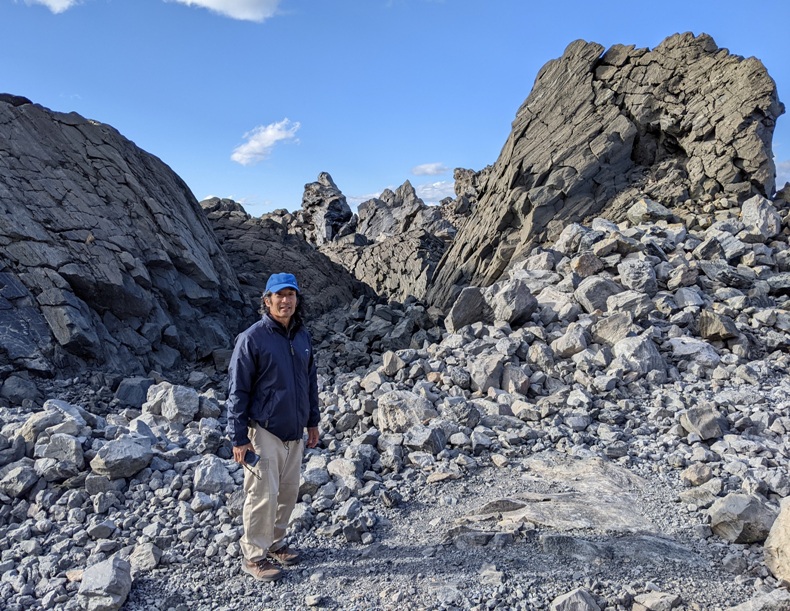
[226,272,320,581]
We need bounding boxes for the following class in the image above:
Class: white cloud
[412,162,449,176]
[23,0,280,20]
[415,180,455,205]
[24,0,81,13]
[170,0,280,22]
[231,118,300,166]
[777,160,790,188]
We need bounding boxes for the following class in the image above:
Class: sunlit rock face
[428,33,784,310]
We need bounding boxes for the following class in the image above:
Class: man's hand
[306,427,320,448]
[233,442,254,464]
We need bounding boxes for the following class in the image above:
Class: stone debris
[1,30,790,611]
[3,184,790,608]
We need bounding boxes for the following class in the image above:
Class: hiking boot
[241,558,282,581]
[267,546,301,566]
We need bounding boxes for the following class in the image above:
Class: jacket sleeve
[307,338,320,429]
[226,332,256,446]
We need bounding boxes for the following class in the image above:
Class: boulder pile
[3,192,790,609]
[2,29,790,611]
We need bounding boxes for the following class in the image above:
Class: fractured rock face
[321,229,446,302]
[272,174,467,303]
[428,33,784,310]
[200,197,370,320]
[295,172,355,246]
[0,96,246,376]
[355,181,456,244]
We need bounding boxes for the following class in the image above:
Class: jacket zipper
[289,335,299,440]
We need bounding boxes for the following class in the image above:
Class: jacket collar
[262,312,301,336]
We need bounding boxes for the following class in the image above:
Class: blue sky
[3,0,789,217]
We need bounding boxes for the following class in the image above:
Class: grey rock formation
[89,435,153,480]
[3,178,790,607]
[77,555,132,611]
[550,587,601,611]
[707,493,777,544]
[725,589,790,611]
[355,181,456,243]
[293,172,355,246]
[321,229,446,302]
[269,174,468,303]
[0,97,245,377]
[2,31,790,611]
[428,33,784,309]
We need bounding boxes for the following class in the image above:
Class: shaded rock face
[428,33,784,310]
[0,97,245,377]
[321,230,446,302]
[200,198,370,321]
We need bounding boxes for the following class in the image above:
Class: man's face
[266,288,298,325]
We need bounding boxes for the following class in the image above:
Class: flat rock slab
[462,452,653,533]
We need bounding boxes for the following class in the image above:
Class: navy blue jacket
[226,313,319,445]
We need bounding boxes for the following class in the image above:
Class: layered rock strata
[0,95,245,377]
[428,32,785,310]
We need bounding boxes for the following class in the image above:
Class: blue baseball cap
[266,272,300,294]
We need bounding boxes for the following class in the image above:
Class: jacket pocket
[252,386,274,425]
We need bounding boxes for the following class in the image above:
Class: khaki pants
[240,423,304,562]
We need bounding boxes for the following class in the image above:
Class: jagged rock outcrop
[200,197,370,320]
[0,95,245,378]
[267,173,467,302]
[355,181,456,243]
[428,33,785,310]
[293,172,356,246]
[321,180,458,301]
[448,166,490,220]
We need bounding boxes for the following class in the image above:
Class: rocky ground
[119,451,768,611]
[3,196,790,610]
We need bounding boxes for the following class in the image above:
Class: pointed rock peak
[316,171,339,190]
